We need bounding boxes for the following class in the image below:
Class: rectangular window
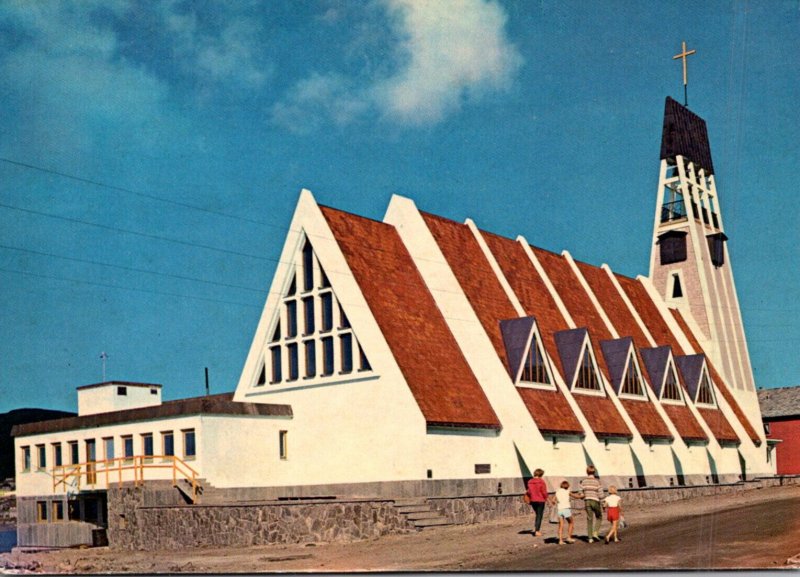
[69,441,79,465]
[658,231,688,265]
[85,439,96,484]
[52,501,64,522]
[270,346,282,383]
[183,429,196,459]
[279,430,288,460]
[286,300,297,338]
[36,444,46,470]
[142,433,154,460]
[36,501,48,523]
[287,343,299,380]
[320,292,333,332]
[21,446,31,472]
[117,386,127,396]
[304,340,316,378]
[303,296,315,335]
[340,333,353,374]
[122,436,134,460]
[52,443,62,468]
[162,431,174,457]
[103,437,114,462]
[322,336,334,376]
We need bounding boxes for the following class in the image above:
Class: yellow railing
[51,455,200,501]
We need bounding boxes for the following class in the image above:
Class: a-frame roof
[320,205,501,430]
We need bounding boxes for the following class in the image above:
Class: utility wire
[0,243,266,294]
[0,156,269,226]
[0,266,262,309]
[0,201,272,262]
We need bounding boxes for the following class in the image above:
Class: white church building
[13,97,769,547]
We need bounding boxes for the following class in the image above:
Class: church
[12,95,769,548]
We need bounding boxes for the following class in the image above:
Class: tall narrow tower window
[672,274,683,298]
[302,239,314,291]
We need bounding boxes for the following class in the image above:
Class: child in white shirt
[602,485,623,544]
[551,480,581,544]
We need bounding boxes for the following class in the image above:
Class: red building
[758,387,800,475]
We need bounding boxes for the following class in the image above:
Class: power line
[0,243,266,294]
[0,156,269,226]
[0,266,262,309]
[0,201,273,262]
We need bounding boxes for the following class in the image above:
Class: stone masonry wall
[106,476,800,551]
[107,487,412,550]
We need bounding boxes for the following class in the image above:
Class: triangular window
[661,364,682,401]
[696,369,715,405]
[620,353,644,397]
[520,333,550,385]
[574,344,601,391]
[260,238,371,387]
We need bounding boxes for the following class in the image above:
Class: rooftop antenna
[100,351,108,382]
[673,40,696,107]
[205,367,210,396]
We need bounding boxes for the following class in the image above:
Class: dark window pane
[303,240,314,291]
[287,274,296,296]
[340,333,353,373]
[659,232,687,265]
[321,293,333,332]
[53,444,62,467]
[271,321,281,343]
[70,442,79,464]
[339,304,350,329]
[124,437,133,458]
[303,297,315,334]
[270,346,282,383]
[322,337,334,375]
[184,430,196,458]
[143,435,153,457]
[358,344,371,372]
[288,343,299,380]
[163,433,174,457]
[320,267,330,288]
[304,340,316,377]
[286,301,297,338]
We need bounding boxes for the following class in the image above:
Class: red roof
[531,248,631,438]
[420,212,582,436]
[670,309,761,445]
[321,206,500,429]
[576,262,673,441]
[616,274,738,445]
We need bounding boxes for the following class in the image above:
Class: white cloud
[271,0,522,131]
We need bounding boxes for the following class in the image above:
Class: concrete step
[392,498,428,507]
[412,517,452,529]
[404,511,443,521]
[396,504,432,514]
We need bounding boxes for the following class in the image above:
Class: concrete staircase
[393,498,453,530]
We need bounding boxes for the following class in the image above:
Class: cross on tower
[672,40,696,107]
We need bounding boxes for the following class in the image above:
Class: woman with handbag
[526,468,549,537]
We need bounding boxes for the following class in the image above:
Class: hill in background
[0,409,76,482]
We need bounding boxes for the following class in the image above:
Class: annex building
[13,96,769,548]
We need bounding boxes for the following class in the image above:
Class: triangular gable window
[620,353,645,398]
[695,368,715,406]
[520,332,551,386]
[574,344,601,391]
[259,235,372,388]
[661,362,683,402]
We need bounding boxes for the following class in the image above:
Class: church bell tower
[648,92,759,421]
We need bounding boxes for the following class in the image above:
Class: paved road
[481,494,800,570]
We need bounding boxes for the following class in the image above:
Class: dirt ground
[2,484,799,573]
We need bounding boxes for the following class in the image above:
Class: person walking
[603,485,623,544]
[551,480,580,545]
[580,465,604,543]
[526,469,549,537]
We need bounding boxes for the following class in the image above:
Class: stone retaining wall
[108,487,412,550]
[106,475,800,551]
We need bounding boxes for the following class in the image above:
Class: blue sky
[1,0,797,413]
